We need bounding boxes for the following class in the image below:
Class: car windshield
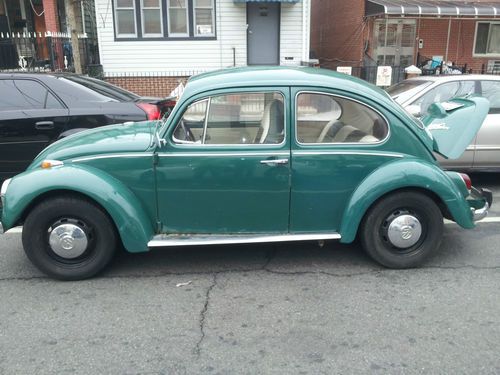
[386,80,433,104]
[60,75,140,102]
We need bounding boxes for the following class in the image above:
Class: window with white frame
[114,0,215,39]
[115,0,137,37]
[168,0,189,36]
[475,22,500,55]
[141,0,162,37]
[194,0,215,36]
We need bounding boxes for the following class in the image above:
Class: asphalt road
[0,174,499,374]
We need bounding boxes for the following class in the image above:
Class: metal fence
[0,32,99,73]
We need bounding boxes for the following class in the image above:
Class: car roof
[0,72,140,101]
[184,66,392,103]
[403,74,500,83]
[0,72,82,80]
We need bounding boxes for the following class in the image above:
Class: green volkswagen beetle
[0,67,492,280]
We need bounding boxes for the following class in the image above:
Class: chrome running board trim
[148,233,341,247]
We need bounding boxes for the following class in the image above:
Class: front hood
[421,96,489,159]
[30,121,156,168]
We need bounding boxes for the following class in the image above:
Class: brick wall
[105,76,190,97]
[310,0,367,68]
[416,18,491,71]
[42,0,60,32]
[311,0,496,72]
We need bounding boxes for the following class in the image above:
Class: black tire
[360,191,443,269]
[22,195,117,280]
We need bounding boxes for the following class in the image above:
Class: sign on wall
[337,66,352,75]
[376,66,392,86]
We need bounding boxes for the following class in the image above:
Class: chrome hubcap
[387,214,422,249]
[49,223,88,259]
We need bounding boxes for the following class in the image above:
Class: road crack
[193,272,217,358]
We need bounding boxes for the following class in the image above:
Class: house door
[247,3,279,65]
[374,19,415,66]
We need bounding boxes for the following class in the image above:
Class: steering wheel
[180,120,196,142]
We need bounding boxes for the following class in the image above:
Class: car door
[155,88,291,234]
[408,80,477,170]
[0,78,69,181]
[474,80,500,169]
[290,89,392,233]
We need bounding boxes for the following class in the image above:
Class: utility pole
[64,0,82,74]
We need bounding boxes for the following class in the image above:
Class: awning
[366,0,500,17]
[233,0,300,3]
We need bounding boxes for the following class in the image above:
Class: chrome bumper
[470,187,492,222]
[471,202,489,222]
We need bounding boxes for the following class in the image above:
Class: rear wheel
[22,195,117,280]
[360,191,443,269]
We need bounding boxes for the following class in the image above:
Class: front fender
[339,158,473,243]
[2,164,153,252]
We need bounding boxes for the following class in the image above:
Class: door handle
[35,121,54,130]
[260,158,289,166]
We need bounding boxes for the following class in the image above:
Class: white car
[387,75,500,171]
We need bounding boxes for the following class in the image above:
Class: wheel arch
[339,159,474,244]
[3,165,154,253]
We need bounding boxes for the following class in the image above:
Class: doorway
[374,19,416,66]
[247,3,280,65]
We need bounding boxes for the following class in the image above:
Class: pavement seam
[193,272,217,358]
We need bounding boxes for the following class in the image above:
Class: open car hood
[421,97,489,159]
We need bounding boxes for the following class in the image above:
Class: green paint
[0,67,488,250]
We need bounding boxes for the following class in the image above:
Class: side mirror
[405,104,422,118]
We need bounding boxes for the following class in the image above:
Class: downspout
[445,17,451,61]
[218,0,223,68]
[302,0,306,62]
[306,0,312,61]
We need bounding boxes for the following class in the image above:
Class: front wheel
[22,195,117,280]
[360,191,443,269]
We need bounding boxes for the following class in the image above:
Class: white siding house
[95,0,311,75]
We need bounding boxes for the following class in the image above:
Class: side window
[172,99,208,143]
[172,92,285,145]
[413,81,474,115]
[0,80,63,110]
[480,81,500,114]
[296,93,388,144]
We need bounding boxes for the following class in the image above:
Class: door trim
[148,232,341,247]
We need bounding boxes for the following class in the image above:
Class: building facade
[0,0,98,71]
[95,0,311,95]
[311,0,500,75]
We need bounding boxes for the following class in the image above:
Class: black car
[0,73,176,182]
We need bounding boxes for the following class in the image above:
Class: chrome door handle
[260,158,289,166]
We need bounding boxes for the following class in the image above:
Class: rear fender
[339,158,474,243]
[2,165,153,252]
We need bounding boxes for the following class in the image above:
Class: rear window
[386,80,433,104]
[61,75,139,101]
[53,76,139,103]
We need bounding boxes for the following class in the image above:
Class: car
[0,67,493,280]
[0,73,176,183]
[387,74,500,172]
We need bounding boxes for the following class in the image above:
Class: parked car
[0,67,492,280]
[0,73,176,183]
[387,75,500,171]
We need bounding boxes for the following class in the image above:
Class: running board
[148,233,341,247]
